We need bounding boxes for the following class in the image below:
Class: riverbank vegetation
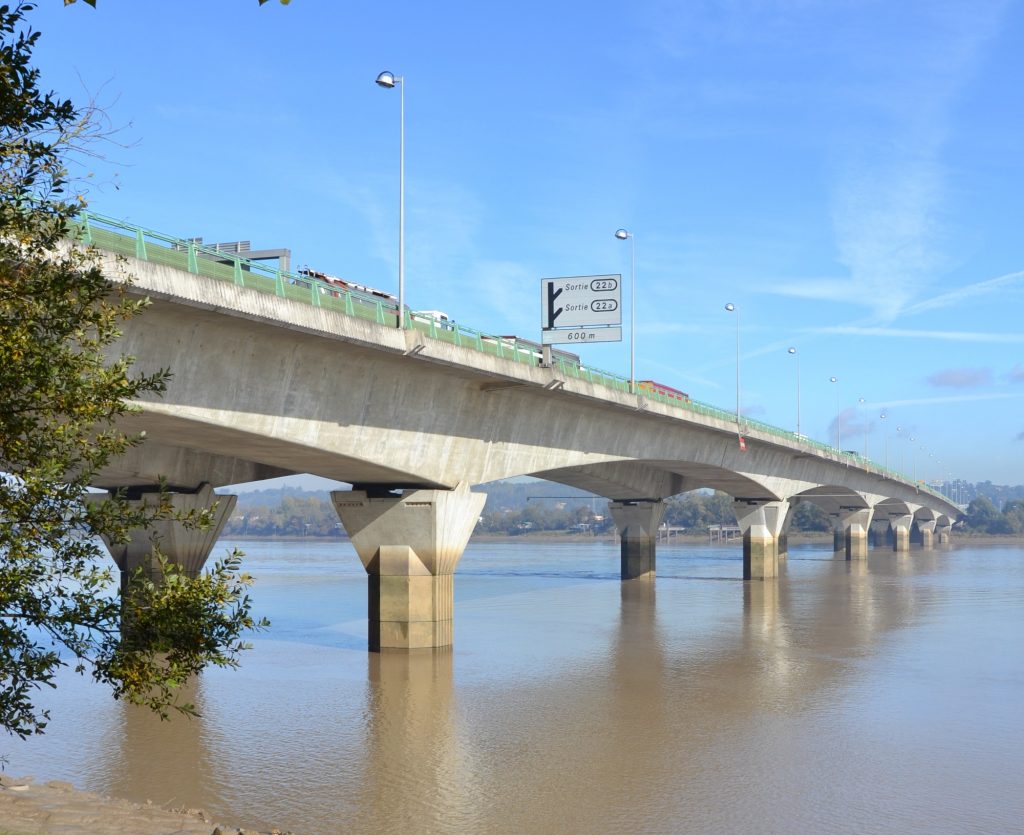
[0,2,264,740]
[225,483,1024,540]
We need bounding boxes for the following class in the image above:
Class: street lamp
[858,396,867,458]
[788,347,801,437]
[375,70,405,328]
[880,411,888,468]
[896,426,904,473]
[829,376,841,449]
[725,303,739,429]
[614,228,636,394]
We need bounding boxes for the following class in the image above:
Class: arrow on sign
[546,282,563,328]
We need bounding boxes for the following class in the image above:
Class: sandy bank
[0,772,291,835]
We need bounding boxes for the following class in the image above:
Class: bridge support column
[777,504,796,561]
[890,514,913,552]
[839,508,874,560]
[869,519,890,549]
[609,500,666,580]
[332,483,485,651]
[93,483,236,585]
[918,519,936,549]
[733,500,789,580]
[936,522,952,545]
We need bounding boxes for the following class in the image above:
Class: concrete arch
[533,459,784,502]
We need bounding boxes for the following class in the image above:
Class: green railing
[73,210,946,503]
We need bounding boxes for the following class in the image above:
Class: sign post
[541,275,622,346]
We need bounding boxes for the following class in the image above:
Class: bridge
[77,212,961,651]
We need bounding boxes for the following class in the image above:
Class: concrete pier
[733,500,789,580]
[936,521,953,544]
[840,508,874,560]
[332,483,485,651]
[609,500,666,580]
[890,513,913,552]
[917,518,937,549]
[869,519,891,549]
[93,482,236,585]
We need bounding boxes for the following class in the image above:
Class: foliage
[0,2,265,740]
[225,494,343,537]
[962,496,1023,535]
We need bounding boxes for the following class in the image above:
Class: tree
[964,496,1001,533]
[1,2,265,740]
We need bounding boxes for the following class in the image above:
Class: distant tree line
[221,484,833,538]
[961,497,1024,534]
[219,482,1024,539]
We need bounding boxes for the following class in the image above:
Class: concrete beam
[609,500,667,581]
[332,483,485,651]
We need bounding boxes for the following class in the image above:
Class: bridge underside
[89,252,960,653]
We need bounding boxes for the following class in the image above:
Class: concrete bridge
[80,214,960,651]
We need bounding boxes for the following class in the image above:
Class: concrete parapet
[92,483,235,581]
[609,500,666,581]
[733,500,789,580]
[332,483,485,651]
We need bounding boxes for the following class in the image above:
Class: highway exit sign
[541,275,621,328]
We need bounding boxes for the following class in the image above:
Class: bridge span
[80,214,960,650]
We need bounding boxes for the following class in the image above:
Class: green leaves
[1,2,266,739]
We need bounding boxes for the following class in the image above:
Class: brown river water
[4,539,1023,834]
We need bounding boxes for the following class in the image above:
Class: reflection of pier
[708,523,741,543]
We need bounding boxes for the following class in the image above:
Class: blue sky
[33,0,1024,486]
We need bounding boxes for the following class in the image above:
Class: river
[4,539,1023,834]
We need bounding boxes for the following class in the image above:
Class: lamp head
[724,303,735,312]
[788,347,796,355]
[830,376,838,383]
[375,71,398,88]
[614,228,630,240]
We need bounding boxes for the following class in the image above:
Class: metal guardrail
[73,211,948,504]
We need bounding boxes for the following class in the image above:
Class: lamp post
[788,347,801,437]
[375,70,405,328]
[896,426,904,473]
[858,396,867,458]
[725,303,739,430]
[614,229,636,394]
[830,376,841,449]
[880,411,888,468]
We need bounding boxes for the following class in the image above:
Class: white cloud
[807,326,1024,344]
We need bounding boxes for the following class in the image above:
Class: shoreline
[0,772,289,835]
[223,531,1024,546]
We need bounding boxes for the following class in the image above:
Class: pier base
[734,500,789,580]
[890,514,913,552]
[918,519,936,549]
[840,508,874,560]
[609,500,666,581]
[332,483,485,651]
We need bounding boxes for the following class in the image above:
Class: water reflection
[5,542,1024,834]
